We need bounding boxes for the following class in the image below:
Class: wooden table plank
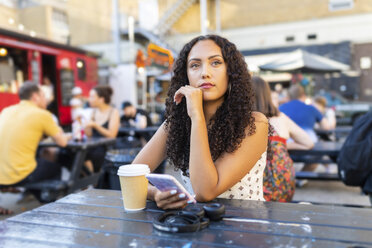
[0,221,199,248]
[0,236,76,248]
[29,202,372,245]
[2,189,372,247]
[58,190,372,230]
[3,211,361,248]
[68,189,372,217]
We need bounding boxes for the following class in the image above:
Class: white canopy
[259,49,350,73]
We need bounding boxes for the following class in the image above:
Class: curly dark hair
[164,35,257,176]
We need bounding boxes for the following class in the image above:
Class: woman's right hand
[174,85,204,121]
[153,188,190,210]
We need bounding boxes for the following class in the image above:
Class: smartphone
[145,174,196,203]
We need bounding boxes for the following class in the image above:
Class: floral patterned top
[181,152,267,201]
[263,127,295,202]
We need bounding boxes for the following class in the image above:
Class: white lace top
[180,151,267,201]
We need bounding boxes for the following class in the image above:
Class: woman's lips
[199,83,214,89]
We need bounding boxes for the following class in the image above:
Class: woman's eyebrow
[188,58,201,63]
[208,55,223,60]
[188,54,223,63]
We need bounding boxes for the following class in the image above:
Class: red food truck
[0,27,98,126]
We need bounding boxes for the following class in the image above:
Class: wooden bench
[0,180,69,203]
[23,180,69,202]
[295,171,340,181]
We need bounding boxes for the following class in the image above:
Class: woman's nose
[201,64,211,79]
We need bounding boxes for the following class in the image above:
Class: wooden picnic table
[288,141,343,158]
[1,188,372,247]
[315,126,352,141]
[118,126,159,139]
[30,137,116,202]
[288,141,343,180]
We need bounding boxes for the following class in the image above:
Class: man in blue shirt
[280,84,330,142]
[280,84,331,175]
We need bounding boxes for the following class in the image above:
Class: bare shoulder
[252,111,268,125]
[112,108,120,115]
[279,112,295,125]
[278,112,289,121]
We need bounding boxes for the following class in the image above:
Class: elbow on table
[304,140,314,149]
[194,191,218,203]
[308,141,315,149]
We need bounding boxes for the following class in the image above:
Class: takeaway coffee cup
[117,164,150,211]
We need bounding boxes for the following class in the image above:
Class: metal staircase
[154,0,197,37]
[121,0,196,57]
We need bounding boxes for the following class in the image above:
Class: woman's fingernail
[187,200,194,204]
[170,190,177,195]
[179,193,186,198]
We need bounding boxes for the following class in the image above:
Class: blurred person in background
[252,76,314,201]
[41,76,54,106]
[313,95,337,130]
[280,84,331,178]
[41,76,59,123]
[84,85,120,172]
[279,84,331,143]
[120,101,154,147]
[120,101,153,128]
[274,83,289,106]
[0,82,69,214]
[70,86,84,121]
[271,89,279,108]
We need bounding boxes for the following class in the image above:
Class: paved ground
[1,163,370,221]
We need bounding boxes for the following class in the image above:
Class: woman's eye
[190,63,199,68]
[212,61,222,66]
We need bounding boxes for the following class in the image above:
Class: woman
[133,35,269,209]
[85,85,120,172]
[251,76,314,202]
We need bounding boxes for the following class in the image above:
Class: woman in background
[252,76,314,202]
[85,85,120,172]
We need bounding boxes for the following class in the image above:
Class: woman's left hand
[174,85,203,120]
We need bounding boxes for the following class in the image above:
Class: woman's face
[187,39,228,103]
[89,89,100,107]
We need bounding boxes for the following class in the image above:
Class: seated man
[279,84,331,142]
[0,82,69,213]
[120,101,153,129]
[280,84,331,175]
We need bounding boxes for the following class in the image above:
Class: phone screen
[147,177,179,192]
[146,174,196,203]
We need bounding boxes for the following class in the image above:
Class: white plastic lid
[117,164,150,177]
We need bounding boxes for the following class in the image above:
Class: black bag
[337,111,372,191]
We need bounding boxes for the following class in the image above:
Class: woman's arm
[85,126,93,137]
[173,86,268,202]
[132,122,168,172]
[85,119,93,137]
[90,109,120,138]
[284,113,314,150]
[132,122,189,209]
[189,112,268,202]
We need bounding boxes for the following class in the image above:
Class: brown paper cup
[117,164,150,211]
